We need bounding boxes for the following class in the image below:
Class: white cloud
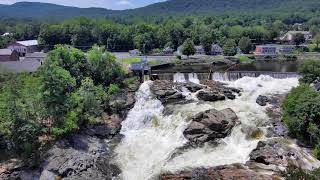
[0,0,166,10]
[116,0,133,6]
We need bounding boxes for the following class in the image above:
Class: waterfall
[115,76,315,180]
[188,73,200,84]
[173,73,186,82]
[212,71,299,81]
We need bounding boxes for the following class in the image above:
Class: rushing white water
[115,75,302,180]
[173,73,186,82]
[188,73,200,84]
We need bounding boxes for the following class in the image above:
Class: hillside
[0,2,117,19]
[0,0,320,19]
[131,0,320,15]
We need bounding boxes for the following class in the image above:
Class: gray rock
[256,95,269,106]
[151,80,186,104]
[247,138,310,171]
[161,163,274,180]
[183,108,239,145]
[109,91,136,114]
[197,91,226,102]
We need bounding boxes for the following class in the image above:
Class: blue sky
[0,0,166,10]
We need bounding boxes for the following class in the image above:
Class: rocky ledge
[0,113,124,180]
[183,108,239,145]
[150,80,240,104]
[161,164,275,180]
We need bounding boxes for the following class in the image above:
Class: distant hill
[131,0,320,15]
[0,0,319,20]
[0,2,117,19]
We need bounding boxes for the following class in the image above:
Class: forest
[1,6,320,54]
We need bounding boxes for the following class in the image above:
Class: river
[114,73,317,180]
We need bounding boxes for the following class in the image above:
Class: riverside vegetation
[282,59,320,179]
[0,45,130,160]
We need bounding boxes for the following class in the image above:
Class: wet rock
[183,108,239,145]
[247,138,310,172]
[197,90,226,102]
[161,164,274,180]
[176,82,204,92]
[151,80,186,104]
[109,91,136,114]
[256,95,269,106]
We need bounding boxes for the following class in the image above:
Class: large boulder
[151,80,186,104]
[197,90,226,102]
[256,95,270,106]
[161,164,274,180]
[183,108,239,144]
[246,138,316,172]
[109,91,136,114]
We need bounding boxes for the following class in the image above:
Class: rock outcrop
[161,164,274,180]
[256,95,270,106]
[151,80,186,104]
[183,108,239,145]
[151,80,240,104]
[197,90,226,102]
[0,114,124,180]
[247,138,314,172]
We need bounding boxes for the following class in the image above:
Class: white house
[8,40,39,56]
[280,31,313,42]
[211,44,223,55]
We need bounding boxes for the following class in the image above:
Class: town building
[25,52,47,64]
[255,45,277,55]
[277,45,295,54]
[280,31,313,42]
[0,49,19,62]
[211,44,223,55]
[162,47,174,55]
[1,32,12,37]
[129,49,141,56]
[195,45,205,55]
[8,40,39,56]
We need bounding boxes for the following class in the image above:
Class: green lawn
[235,54,251,62]
[121,57,141,63]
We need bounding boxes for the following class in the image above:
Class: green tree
[223,39,237,56]
[238,36,252,54]
[312,34,320,49]
[87,45,124,87]
[298,60,320,84]
[182,38,196,57]
[293,33,306,46]
[283,85,320,146]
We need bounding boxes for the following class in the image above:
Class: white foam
[115,76,304,180]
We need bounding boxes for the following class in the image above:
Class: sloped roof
[16,40,38,46]
[0,49,14,56]
[0,59,41,73]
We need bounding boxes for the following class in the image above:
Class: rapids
[115,74,307,180]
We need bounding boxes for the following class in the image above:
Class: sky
[0,0,166,10]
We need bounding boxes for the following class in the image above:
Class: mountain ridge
[0,0,319,20]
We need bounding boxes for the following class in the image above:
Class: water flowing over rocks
[150,80,240,104]
[183,108,239,145]
[161,164,274,180]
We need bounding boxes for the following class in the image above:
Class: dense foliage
[0,45,125,156]
[298,60,320,84]
[0,0,320,19]
[283,60,320,158]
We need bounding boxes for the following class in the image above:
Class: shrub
[283,85,320,145]
[298,60,320,84]
[108,84,121,95]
